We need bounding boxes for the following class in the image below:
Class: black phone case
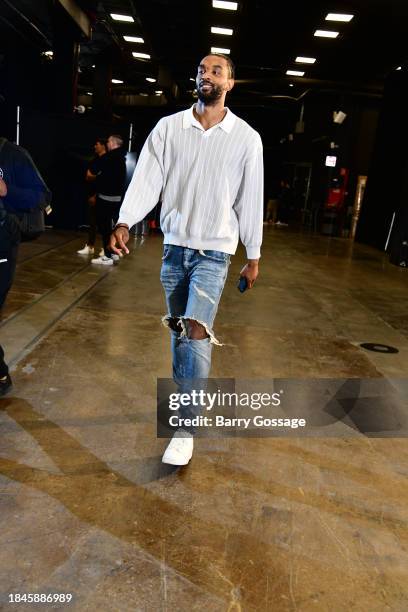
[237,276,248,293]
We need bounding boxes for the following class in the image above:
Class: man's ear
[226,78,235,92]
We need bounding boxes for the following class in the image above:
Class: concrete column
[93,49,113,119]
[356,69,408,249]
[52,1,80,113]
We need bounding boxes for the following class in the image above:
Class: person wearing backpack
[0,136,51,395]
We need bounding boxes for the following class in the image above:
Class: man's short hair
[209,53,235,79]
[95,137,107,147]
[109,134,124,147]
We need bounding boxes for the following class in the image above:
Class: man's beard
[197,83,223,105]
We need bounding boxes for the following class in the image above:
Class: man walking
[90,134,126,266]
[110,54,263,465]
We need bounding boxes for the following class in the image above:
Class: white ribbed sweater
[118,105,264,259]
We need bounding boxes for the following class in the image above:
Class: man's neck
[194,100,227,131]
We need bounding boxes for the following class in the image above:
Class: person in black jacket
[0,136,50,395]
[89,134,127,266]
[77,138,107,256]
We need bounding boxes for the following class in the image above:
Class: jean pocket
[161,245,171,260]
[199,249,230,264]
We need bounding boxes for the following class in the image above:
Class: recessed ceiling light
[132,52,151,59]
[289,83,294,87]
[146,77,156,82]
[44,50,53,56]
[211,26,233,35]
[110,13,134,22]
[314,30,339,38]
[91,64,95,68]
[396,66,402,70]
[211,46,230,54]
[295,56,316,64]
[123,36,144,43]
[112,79,124,84]
[155,90,163,94]
[86,92,93,95]
[140,93,148,96]
[325,13,354,22]
[286,70,305,76]
[212,0,238,10]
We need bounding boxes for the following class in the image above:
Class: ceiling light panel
[110,13,134,22]
[286,70,305,76]
[325,13,354,22]
[146,77,156,82]
[123,36,144,43]
[314,30,339,38]
[211,26,233,35]
[132,52,151,59]
[212,0,238,10]
[211,46,230,54]
[112,79,124,83]
[295,56,316,64]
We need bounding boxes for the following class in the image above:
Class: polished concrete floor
[1,227,408,611]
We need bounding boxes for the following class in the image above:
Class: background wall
[1,44,382,237]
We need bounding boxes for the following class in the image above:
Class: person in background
[0,178,18,396]
[90,134,126,266]
[0,136,50,395]
[276,179,292,227]
[264,178,280,225]
[77,138,107,256]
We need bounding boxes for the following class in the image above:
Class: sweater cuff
[246,246,261,260]
[117,212,136,228]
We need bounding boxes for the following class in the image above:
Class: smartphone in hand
[237,276,248,293]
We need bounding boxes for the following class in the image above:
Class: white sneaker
[111,253,120,261]
[99,248,105,257]
[77,244,94,255]
[91,256,114,266]
[162,432,194,466]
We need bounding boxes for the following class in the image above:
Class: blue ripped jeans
[160,245,230,430]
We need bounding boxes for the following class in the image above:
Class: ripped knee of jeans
[185,319,208,340]
[162,315,223,345]
[162,316,183,333]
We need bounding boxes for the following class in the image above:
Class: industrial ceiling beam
[57,0,91,38]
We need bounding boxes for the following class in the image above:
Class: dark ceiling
[0,0,406,106]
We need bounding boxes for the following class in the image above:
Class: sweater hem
[163,233,238,255]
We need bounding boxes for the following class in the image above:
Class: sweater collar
[182,104,236,133]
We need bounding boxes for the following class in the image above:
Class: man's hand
[88,195,96,206]
[110,226,130,255]
[0,178,7,197]
[240,259,259,289]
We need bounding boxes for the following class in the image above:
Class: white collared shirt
[118,104,263,258]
